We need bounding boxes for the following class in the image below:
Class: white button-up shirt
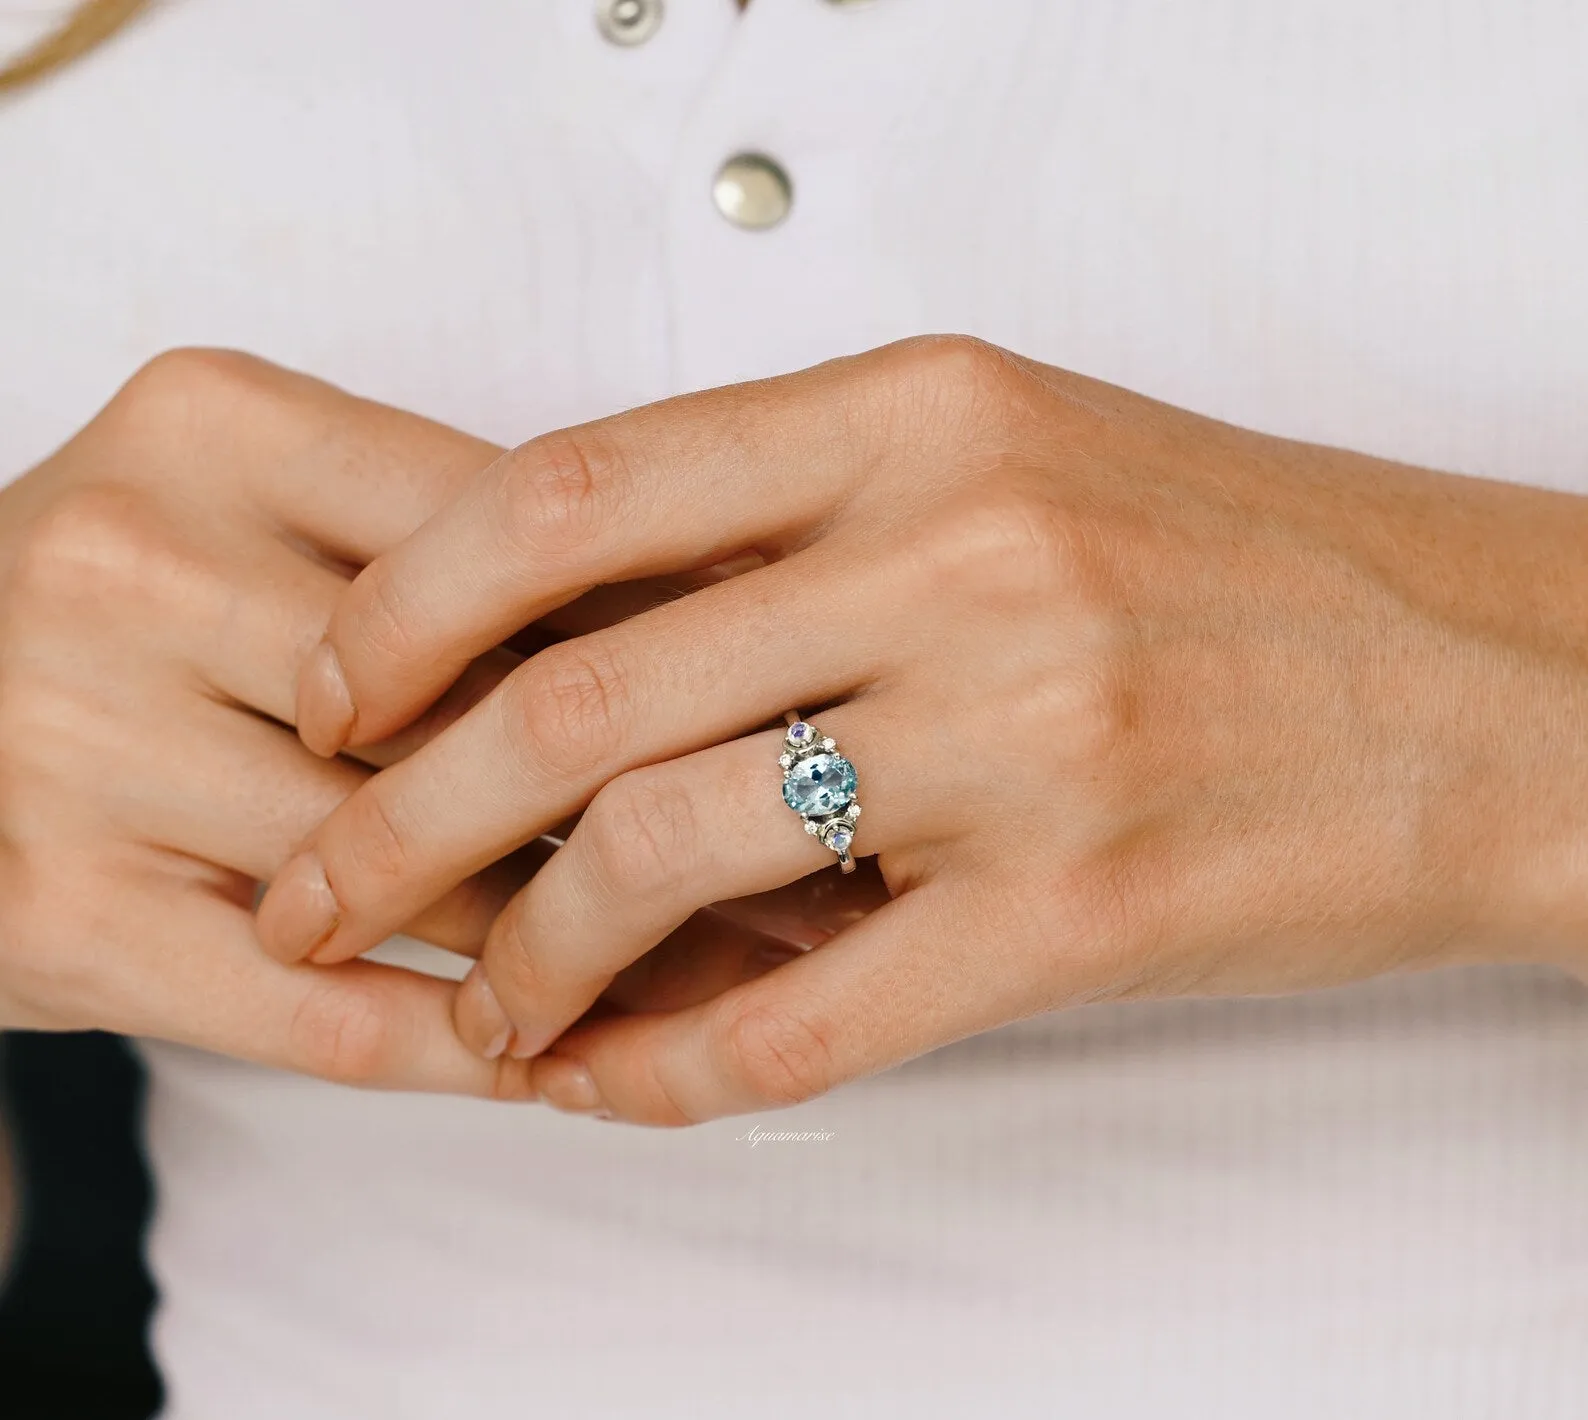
[3,2,1587,1416]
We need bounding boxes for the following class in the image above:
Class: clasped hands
[6,338,1586,1124]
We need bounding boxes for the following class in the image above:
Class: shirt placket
[660,0,1036,394]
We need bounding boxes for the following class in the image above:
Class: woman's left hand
[255,336,1588,1123]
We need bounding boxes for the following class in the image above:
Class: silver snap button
[711,153,793,231]
[596,0,663,47]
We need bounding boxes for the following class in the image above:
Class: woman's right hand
[0,349,542,1094]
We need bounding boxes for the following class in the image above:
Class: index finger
[296,350,905,757]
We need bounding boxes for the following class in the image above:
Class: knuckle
[856,336,1037,470]
[8,483,190,608]
[511,638,632,780]
[1065,643,1139,768]
[127,345,264,391]
[895,332,1013,386]
[288,979,394,1085]
[889,334,1029,418]
[582,772,698,902]
[721,996,839,1108]
[918,487,1088,604]
[496,427,630,561]
[107,346,274,444]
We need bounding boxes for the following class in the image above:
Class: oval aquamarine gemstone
[782,752,857,817]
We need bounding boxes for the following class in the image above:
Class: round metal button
[596,0,663,47]
[711,153,793,231]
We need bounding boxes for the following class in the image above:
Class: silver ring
[779,711,861,874]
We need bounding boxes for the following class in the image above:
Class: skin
[255,335,1588,1126]
[0,348,793,1095]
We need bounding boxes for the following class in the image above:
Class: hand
[0,348,825,1090]
[260,336,1588,1122]
[0,348,536,1093]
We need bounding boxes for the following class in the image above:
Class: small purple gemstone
[789,723,809,739]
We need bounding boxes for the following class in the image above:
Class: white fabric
[3,1,1588,1415]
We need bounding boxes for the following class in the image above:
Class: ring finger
[454,704,958,1059]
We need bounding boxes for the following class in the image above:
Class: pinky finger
[135,888,537,1099]
[526,884,968,1125]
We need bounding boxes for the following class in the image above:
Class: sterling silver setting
[779,711,861,873]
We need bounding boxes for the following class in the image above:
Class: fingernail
[297,639,355,758]
[256,852,339,961]
[508,1024,557,1061]
[535,1057,603,1114]
[463,964,512,1060]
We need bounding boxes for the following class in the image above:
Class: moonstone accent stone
[782,752,857,817]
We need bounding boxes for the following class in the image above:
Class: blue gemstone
[782,752,857,817]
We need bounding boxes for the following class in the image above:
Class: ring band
[779,711,861,873]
